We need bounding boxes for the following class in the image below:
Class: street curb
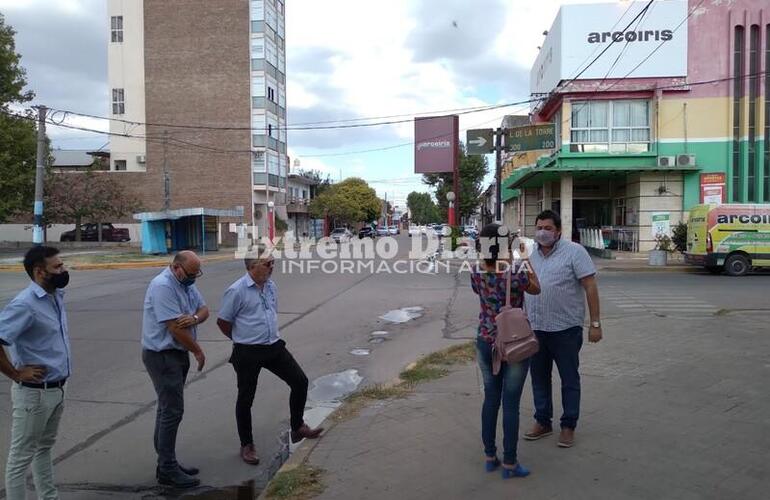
[256,374,407,500]
[0,254,235,273]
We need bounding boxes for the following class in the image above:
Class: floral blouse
[470,265,529,343]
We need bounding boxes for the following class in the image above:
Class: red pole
[268,207,275,242]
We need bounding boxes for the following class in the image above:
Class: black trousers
[142,349,190,473]
[230,340,309,446]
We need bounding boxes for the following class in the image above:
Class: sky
[0,0,614,210]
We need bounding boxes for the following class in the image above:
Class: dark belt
[19,379,67,389]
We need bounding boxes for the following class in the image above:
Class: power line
[46,99,543,134]
[554,0,655,94]
[601,0,705,94]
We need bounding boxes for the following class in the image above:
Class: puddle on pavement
[371,330,389,336]
[350,348,371,356]
[307,369,363,403]
[379,306,424,323]
[368,337,386,344]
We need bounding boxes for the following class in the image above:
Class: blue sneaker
[485,457,501,472]
[501,463,530,479]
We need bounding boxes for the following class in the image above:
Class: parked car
[388,225,400,235]
[408,225,421,237]
[358,226,376,239]
[376,226,390,236]
[330,227,352,243]
[60,223,130,242]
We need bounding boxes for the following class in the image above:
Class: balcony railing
[287,196,311,212]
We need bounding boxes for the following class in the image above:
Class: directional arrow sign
[466,129,494,155]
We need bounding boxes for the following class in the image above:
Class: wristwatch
[591,320,601,328]
[193,314,200,324]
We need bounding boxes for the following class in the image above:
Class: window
[253,172,267,185]
[733,26,745,202]
[765,25,770,201]
[114,160,127,171]
[111,16,123,43]
[251,37,265,60]
[112,88,125,115]
[570,100,650,153]
[748,25,760,202]
[252,151,266,172]
[267,86,276,102]
[251,0,265,21]
[251,74,266,97]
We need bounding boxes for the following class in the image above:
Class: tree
[422,143,488,223]
[0,14,38,222]
[406,191,439,225]
[44,167,142,241]
[309,177,380,227]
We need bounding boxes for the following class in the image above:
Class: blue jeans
[476,337,529,465]
[530,326,583,430]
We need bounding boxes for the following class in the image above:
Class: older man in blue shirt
[217,247,322,465]
[0,246,71,500]
[142,250,209,489]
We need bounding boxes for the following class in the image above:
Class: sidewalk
[0,248,237,271]
[275,311,769,500]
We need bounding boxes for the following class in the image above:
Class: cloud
[406,0,507,62]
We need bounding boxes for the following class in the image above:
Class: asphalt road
[0,240,767,498]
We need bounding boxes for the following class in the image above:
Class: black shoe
[179,464,199,476]
[156,464,200,478]
[157,468,200,489]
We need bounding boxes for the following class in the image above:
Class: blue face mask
[180,276,196,287]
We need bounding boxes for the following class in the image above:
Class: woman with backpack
[470,223,541,479]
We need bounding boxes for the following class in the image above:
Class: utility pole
[32,106,47,245]
[163,130,170,212]
[494,127,503,222]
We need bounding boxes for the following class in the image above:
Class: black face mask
[45,270,70,290]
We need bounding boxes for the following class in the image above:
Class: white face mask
[535,229,558,247]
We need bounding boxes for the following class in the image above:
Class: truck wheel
[705,265,723,275]
[724,254,750,277]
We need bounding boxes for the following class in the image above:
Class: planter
[648,249,668,266]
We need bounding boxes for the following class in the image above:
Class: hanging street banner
[414,115,459,174]
[504,124,556,152]
[466,129,495,155]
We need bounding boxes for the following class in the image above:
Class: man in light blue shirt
[523,210,603,449]
[217,247,322,465]
[0,246,71,500]
[141,251,209,489]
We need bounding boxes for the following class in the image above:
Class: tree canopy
[45,167,142,240]
[406,191,439,225]
[0,13,38,222]
[309,177,381,226]
[422,143,488,222]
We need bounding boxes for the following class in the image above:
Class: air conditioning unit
[677,154,696,167]
[657,156,675,167]
[136,155,146,164]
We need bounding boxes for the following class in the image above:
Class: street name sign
[504,124,556,152]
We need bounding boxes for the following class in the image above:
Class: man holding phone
[142,251,209,488]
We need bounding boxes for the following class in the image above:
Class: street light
[446,191,456,228]
[267,201,275,242]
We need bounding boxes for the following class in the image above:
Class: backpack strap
[505,264,512,307]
